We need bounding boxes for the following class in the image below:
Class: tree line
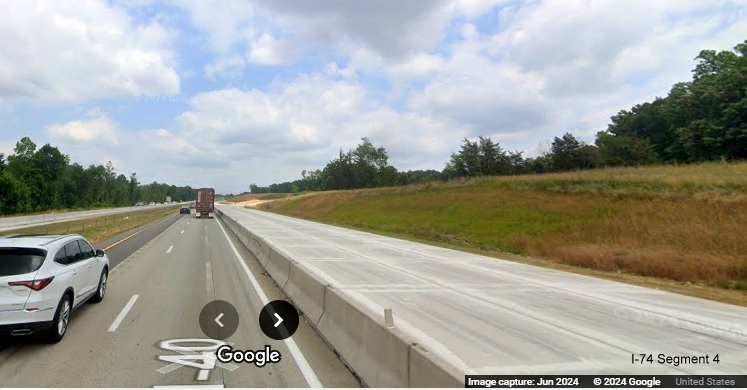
[0,137,196,215]
[252,39,746,193]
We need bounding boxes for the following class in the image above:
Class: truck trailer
[195,188,215,218]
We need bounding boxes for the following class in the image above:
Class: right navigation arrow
[273,313,283,328]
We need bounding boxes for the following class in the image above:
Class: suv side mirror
[95,249,106,257]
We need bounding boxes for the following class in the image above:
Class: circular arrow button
[259,300,299,340]
[199,300,239,340]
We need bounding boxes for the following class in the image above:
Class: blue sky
[1,0,745,193]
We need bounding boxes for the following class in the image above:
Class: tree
[7,137,38,189]
[129,173,140,203]
[445,137,525,178]
[605,39,747,162]
[0,171,32,215]
[550,132,588,171]
[32,144,69,209]
[323,149,354,190]
[595,131,659,166]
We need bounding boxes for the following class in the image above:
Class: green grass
[262,162,747,303]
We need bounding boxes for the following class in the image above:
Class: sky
[0,0,745,194]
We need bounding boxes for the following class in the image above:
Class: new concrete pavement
[0,213,359,387]
[217,205,747,377]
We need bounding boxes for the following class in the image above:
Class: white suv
[0,234,109,343]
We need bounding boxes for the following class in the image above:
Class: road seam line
[108,294,139,332]
[206,262,214,295]
[216,219,322,388]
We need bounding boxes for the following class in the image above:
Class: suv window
[77,239,95,259]
[54,247,68,265]
[64,241,82,264]
[0,248,47,276]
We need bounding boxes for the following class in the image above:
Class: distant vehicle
[189,202,196,209]
[179,207,190,215]
[166,196,171,203]
[135,202,144,207]
[148,202,155,206]
[156,202,162,205]
[0,234,109,343]
[195,188,215,219]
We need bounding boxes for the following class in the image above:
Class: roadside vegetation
[2,205,180,246]
[250,40,746,195]
[0,137,196,216]
[263,162,747,303]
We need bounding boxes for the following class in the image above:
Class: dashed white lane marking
[181,230,184,234]
[166,245,174,254]
[108,294,139,332]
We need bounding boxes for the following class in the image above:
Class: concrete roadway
[0,212,359,387]
[218,205,747,376]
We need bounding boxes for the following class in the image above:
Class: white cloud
[166,0,256,53]
[7,1,747,193]
[92,72,465,190]
[406,0,747,151]
[247,33,295,65]
[46,114,120,147]
[0,0,179,104]
[204,55,246,79]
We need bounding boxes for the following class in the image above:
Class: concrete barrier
[317,287,411,387]
[216,207,464,388]
[409,343,463,387]
[284,262,328,326]
[265,246,291,288]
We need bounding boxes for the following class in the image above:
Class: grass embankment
[262,162,747,304]
[3,206,180,246]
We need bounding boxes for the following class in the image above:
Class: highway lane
[0,213,359,387]
[95,213,183,268]
[218,205,747,376]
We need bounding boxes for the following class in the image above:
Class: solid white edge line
[216,219,323,388]
[108,294,139,332]
[166,245,174,254]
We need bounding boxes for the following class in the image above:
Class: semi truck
[195,188,215,219]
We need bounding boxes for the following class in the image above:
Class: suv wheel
[90,269,108,303]
[45,294,72,343]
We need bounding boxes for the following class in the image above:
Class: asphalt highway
[0,212,359,387]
